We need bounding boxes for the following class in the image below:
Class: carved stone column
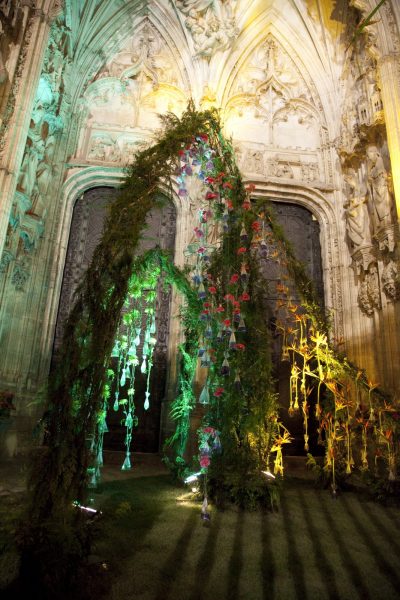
[377,53,400,222]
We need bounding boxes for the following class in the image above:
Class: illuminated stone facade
[0,0,399,454]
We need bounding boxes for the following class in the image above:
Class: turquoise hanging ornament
[113,392,119,411]
[121,452,131,471]
[150,316,156,334]
[144,390,150,411]
[134,327,141,346]
[199,383,210,405]
[141,357,147,373]
[120,370,126,387]
[111,340,120,358]
[125,411,133,429]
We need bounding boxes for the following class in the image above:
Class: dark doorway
[53,186,176,452]
[258,201,324,455]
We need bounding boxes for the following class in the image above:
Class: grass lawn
[2,471,400,599]
[89,474,400,600]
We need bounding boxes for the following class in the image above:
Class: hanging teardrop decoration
[198,282,206,299]
[111,340,120,358]
[221,357,230,376]
[121,452,131,471]
[234,371,242,390]
[134,327,141,346]
[141,357,147,374]
[240,223,248,242]
[229,331,236,350]
[240,262,248,284]
[144,390,150,411]
[113,392,119,411]
[150,316,156,335]
[120,369,126,388]
[237,316,246,333]
[199,382,210,405]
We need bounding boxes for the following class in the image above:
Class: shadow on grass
[280,492,307,600]
[154,509,198,600]
[261,510,275,600]
[297,488,340,600]
[358,500,400,555]
[316,491,372,600]
[226,510,245,600]
[189,510,222,600]
[340,495,400,592]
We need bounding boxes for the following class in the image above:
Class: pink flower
[240,292,250,301]
[214,387,224,397]
[208,286,217,294]
[200,456,211,468]
[237,247,247,254]
[230,274,239,284]
[216,304,224,313]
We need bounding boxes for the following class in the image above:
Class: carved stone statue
[366,263,381,310]
[175,0,238,57]
[343,168,371,251]
[382,260,399,301]
[366,145,394,232]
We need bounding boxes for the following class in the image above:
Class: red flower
[226,200,234,210]
[205,177,215,184]
[233,301,241,308]
[224,294,235,302]
[201,309,210,315]
[214,387,224,397]
[240,292,250,301]
[233,308,241,314]
[223,319,231,327]
[230,274,239,284]
[246,184,256,192]
[208,286,217,294]
[199,134,209,142]
[235,343,245,351]
[223,181,234,189]
[242,201,251,211]
[203,426,215,433]
[251,221,261,231]
[206,192,218,200]
[237,247,247,254]
[178,149,186,157]
[203,302,211,308]
[216,304,224,313]
[200,456,211,468]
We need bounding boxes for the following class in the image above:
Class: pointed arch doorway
[260,200,325,455]
[53,186,177,452]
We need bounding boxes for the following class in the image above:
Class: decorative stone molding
[174,0,239,58]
